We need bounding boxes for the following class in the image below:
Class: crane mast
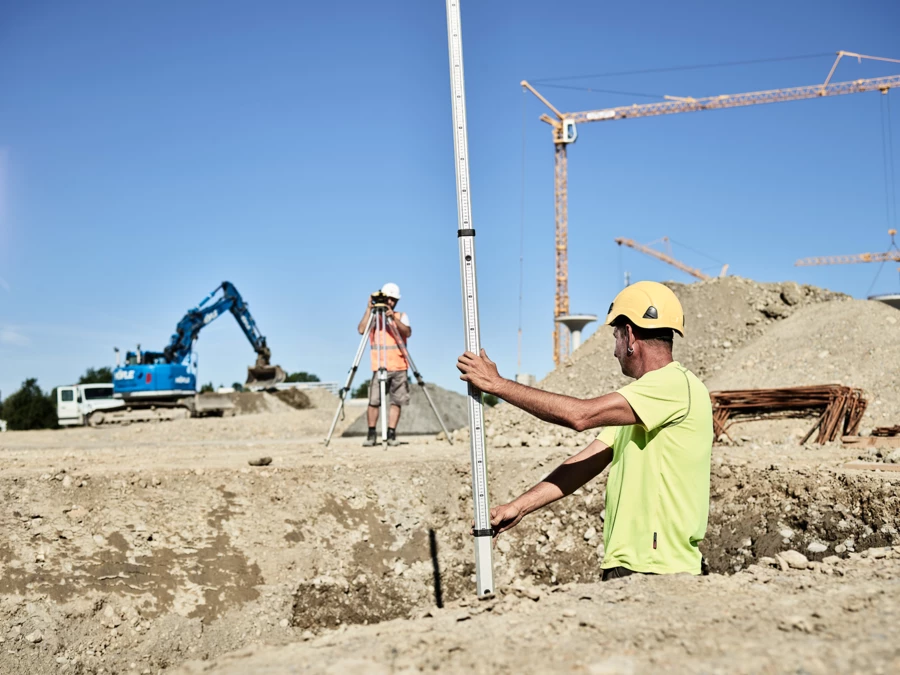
[522,51,900,366]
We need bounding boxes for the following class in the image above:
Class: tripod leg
[386,318,454,444]
[325,311,377,446]
[374,309,389,447]
[379,369,388,446]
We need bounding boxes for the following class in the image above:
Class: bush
[78,367,113,384]
[200,382,215,394]
[285,371,320,383]
[483,393,499,407]
[231,382,244,392]
[4,379,57,430]
[351,380,370,399]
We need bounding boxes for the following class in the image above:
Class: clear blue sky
[1,0,899,400]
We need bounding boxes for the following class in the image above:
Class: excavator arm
[162,282,285,387]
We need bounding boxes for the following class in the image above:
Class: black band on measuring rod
[457,229,476,237]
[472,529,493,537]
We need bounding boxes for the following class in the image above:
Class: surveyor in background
[358,282,411,447]
[457,281,713,579]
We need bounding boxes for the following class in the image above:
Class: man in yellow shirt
[457,281,713,579]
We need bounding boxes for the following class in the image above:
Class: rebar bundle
[710,385,868,445]
[872,425,900,437]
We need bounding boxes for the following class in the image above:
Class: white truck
[56,382,235,426]
[56,383,124,427]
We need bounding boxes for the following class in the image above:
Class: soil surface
[1,278,899,674]
[1,408,898,674]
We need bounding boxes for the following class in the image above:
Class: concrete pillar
[555,314,598,352]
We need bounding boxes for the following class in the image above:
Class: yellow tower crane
[522,51,900,366]
[615,237,729,280]
[795,229,900,266]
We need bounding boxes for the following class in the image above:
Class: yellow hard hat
[604,281,685,337]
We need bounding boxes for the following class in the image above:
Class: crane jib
[446,0,495,597]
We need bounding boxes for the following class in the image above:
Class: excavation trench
[289,463,900,630]
[2,458,898,675]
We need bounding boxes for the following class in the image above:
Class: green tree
[4,379,58,430]
[483,394,499,407]
[78,367,114,384]
[231,382,244,392]
[285,371,320,383]
[200,382,215,393]
[351,380,370,399]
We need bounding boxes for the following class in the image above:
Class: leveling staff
[457,281,713,579]
[358,282,411,447]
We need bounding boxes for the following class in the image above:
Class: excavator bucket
[245,364,287,389]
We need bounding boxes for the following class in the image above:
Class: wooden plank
[843,462,900,472]
[841,436,900,448]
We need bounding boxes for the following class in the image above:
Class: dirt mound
[228,391,297,416]
[299,387,339,410]
[706,299,900,433]
[272,388,311,410]
[342,383,469,436]
[487,277,848,444]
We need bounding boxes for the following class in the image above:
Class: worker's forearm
[393,321,411,339]
[513,480,566,517]
[492,380,636,431]
[513,441,612,516]
[358,308,372,334]
[493,379,591,430]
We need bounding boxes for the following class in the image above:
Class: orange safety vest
[370,313,409,372]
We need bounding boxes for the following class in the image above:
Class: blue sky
[1,0,899,400]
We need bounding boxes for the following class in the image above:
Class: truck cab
[56,383,124,427]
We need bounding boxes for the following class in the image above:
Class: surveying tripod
[324,303,453,448]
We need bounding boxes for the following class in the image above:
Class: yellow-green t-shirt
[596,361,712,575]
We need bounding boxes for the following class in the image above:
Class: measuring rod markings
[446,0,494,597]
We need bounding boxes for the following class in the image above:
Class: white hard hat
[381,282,401,299]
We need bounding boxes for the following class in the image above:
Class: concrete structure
[556,314,598,351]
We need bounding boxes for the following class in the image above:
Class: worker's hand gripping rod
[445,0,494,596]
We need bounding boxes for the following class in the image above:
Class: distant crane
[522,51,900,365]
[615,237,728,281]
[795,229,900,266]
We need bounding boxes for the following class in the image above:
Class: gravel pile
[706,298,900,440]
[272,388,312,410]
[342,382,469,437]
[228,391,298,415]
[485,277,850,447]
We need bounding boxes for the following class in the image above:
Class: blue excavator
[91,282,286,425]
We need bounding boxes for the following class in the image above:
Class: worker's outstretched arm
[490,440,613,538]
[457,349,639,431]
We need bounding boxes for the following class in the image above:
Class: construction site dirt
[1,278,899,674]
